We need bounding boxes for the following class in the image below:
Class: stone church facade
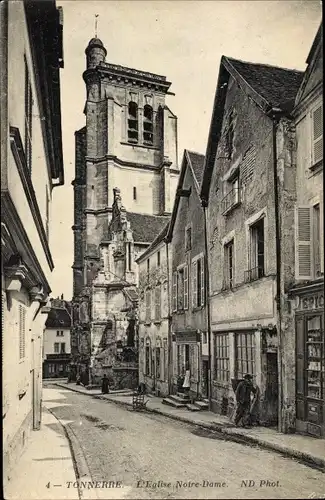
[71,37,178,387]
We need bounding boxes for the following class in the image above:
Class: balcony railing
[221,188,241,215]
[244,265,265,283]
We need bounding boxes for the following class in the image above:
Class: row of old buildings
[1,0,65,486]
[71,25,323,438]
[137,23,324,438]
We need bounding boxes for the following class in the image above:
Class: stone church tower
[71,37,178,387]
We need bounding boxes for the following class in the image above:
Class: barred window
[214,333,229,382]
[236,332,256,380]
[19,305,26,359]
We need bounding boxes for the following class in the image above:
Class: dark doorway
[202,360,209,398]
[265,351,278,425]
[185,344,190,368]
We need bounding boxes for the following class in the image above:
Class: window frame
[214,333,230,383]
[245,211,266,283]
[224,239,235,289]
[127,101,139,143]
[191,254,205,309]
[235,332,256,381]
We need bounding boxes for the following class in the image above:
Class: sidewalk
[53,381,325,471]
[4,407,79,500]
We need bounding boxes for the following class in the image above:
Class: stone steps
[162,397,187,408]
[194,400,209,410]
[186,403,201,412]
[169,394,190,404]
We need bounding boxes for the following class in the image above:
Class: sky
[51,0,322,300]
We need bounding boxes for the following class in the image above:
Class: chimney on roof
[61,294,64,300]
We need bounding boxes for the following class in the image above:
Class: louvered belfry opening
[143,104,153,145]
[127,101,138,143]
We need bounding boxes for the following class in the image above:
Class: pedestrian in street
[234,374,256,427]
[182,362,191,398]
[101,374,110,394]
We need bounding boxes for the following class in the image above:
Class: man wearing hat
[234,374,256,427]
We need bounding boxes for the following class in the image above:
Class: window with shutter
[192,260,197,308]
[200,257,205,306]
[19,305,26,359]
[172,272,177,312]
[155,285,161,320]
[312,103,323,165]
[295,206,313,280]
[184,265,188,310]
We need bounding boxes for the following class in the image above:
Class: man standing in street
[234,374,255,427]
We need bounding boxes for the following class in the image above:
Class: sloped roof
[126,212,170,243]
[136,221,170,263]
[187,151,205,188]
[45,307,71,328]
[200,55,305,202]
[225,57,304,111]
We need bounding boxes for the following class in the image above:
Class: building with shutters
[42,297,72,379]
[137,223,170,397]
[287,24,324,438]
[1,0,64,483]
[166,150,208,401]
[200,55,304,427]
[71,36,179,388]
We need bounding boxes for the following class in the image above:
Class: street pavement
[42,385,325,500]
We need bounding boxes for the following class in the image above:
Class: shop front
[293,284,324,438]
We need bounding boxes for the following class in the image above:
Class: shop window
[245,218,265,282]
[143,105,153,145]
[306,315,323,400]
[235,332,256,380]
[192,256,205,308]
[224,239,235,289]
[214,334,229,382]
[127,101,138,143]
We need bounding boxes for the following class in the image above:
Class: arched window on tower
[128,102,138,143]
[143,105,154,145]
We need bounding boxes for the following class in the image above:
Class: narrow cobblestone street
[43,386,325,500]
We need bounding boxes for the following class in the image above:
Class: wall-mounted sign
[295,293,324,311]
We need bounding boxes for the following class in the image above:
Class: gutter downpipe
[202,200,213,410]
[270,107,283,433]
[165,238,173,395]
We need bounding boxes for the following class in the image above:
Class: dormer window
[143,105,153,145]
[128,102,138,143]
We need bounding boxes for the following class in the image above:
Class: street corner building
[200,27,323,434]
[1,0,64,485]
[287,24,324,438]
[71,36,179,389]
[164,150,211,409]
[42,296,72,379]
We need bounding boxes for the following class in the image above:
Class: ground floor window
[156,348,161,379]
[235,332,256,379]
[214,333,230,382]
[145,345,150,375]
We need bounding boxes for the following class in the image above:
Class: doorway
[202,360,209,398]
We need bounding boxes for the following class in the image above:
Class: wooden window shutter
[172,272,177,312]
[312,103,323,164]
[295,206,313,280]
[19,305,26,359]
[192,260,197,308]
[200,256,205,306]
[184,265,188,310]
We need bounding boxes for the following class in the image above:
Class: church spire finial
[95,14,99,38]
